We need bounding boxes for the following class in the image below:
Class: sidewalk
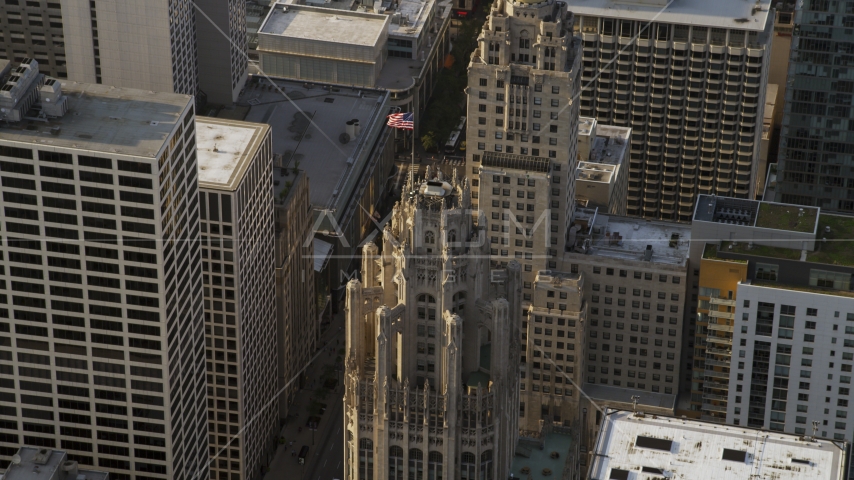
[263,309,345,479]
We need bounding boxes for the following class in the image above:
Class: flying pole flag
[387,112,414,130]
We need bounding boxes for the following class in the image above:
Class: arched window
[518,30,531,49]
[408,449,423,480]
[480,450,493,480]
[417,294,437,321]
[460,452,476,480]
[446,229,457,245]
[425,231,435,245]
[389,446,404,480]
[452,291,466,314]
[428,451,443,480]
[359,438,374,480]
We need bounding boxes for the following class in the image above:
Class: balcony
[704,368,730,379]
[708,297,736,309]
[708,322,734,333]
[702,391,729,401]
[702,403,728,413]
[704,380,729,391]
[703,358,730,368]
[706,335,732,345]
[706,347,731,356]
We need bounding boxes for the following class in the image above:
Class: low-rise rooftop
[585,124,629,165]
[748,280,854,299]
[511,431,574,480]
[756,201,819,233]
[694,194,819,234]
[569,0,773,32]
[196,117,270,190]
[259,4,388,47]
[809,214,854,265]
[576,118,629,184]
[3,447,109,480]
[569,209,690,266]
[589,409,847,480]
[0,81,192,158]
[714,213,854,267]
[387,0,437,39]
[576,163,616,184]
[583,383,676,411]
[238,78,389,212]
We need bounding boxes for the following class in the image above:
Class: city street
[263,310,345,480]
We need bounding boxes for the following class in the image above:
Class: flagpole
[411,114,416,189]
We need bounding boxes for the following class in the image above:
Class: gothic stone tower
[343,169,522,480]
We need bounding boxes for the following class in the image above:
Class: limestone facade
[343,170,522,480]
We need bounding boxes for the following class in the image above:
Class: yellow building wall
[686,249,748,418]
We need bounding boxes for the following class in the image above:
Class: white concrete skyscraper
[568,0,774,221]
[0,66,208,480]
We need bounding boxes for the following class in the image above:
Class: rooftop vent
[32,448,51,465]
[635,435,672,452]
[642,466,666,475]
[791,458,812,466]
[722,448,748,462]
[609,468,630,480]
[643,245,653,261]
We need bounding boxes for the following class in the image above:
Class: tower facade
[773,0,854,213]
[0,81,207,480]
[343,169,522,480]
[196,117,277,480]
[63,0,199,95]
[195,0,248,104]
[466,0,582,278]
[0,2,68,79]
[0,0,199,95]
[520,270,586,432]
[274,169,317,421]
[569,0,773,220]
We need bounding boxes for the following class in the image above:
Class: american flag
[387,112,414,130]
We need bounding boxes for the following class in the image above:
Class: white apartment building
[729,283,854,442]
[589,409,848,480]
[0,80,208,480]
[569,0,774,220]
[467,0,582,252]
[196,117,277,480]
